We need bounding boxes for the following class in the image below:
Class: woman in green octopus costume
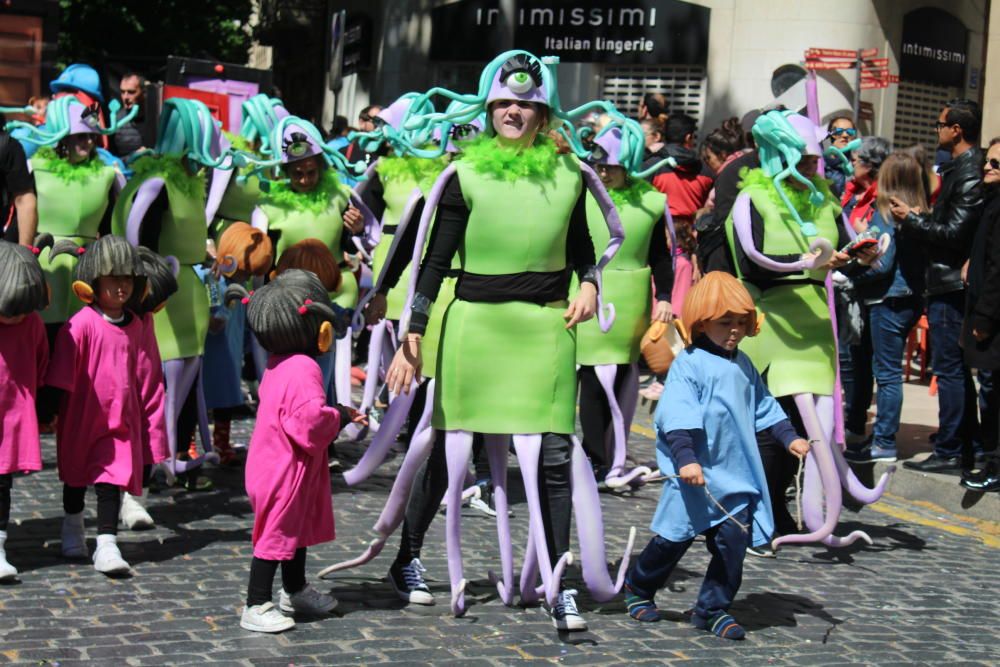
[724,109,891,551]
[5,95,137,424]
[572,120,677,489]
[327,50,634,629]
[243,115,376,411]
[111,97,232,477]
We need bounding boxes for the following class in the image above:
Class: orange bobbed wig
[216,222,274,277]
[273,238,342,293]
[681,271,761,341]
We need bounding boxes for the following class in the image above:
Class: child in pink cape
[227,269,364,634]
[45,235,149,575]
[0,239,51,580]
[118,246,176,530]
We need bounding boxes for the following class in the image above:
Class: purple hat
[592,127,623,167]
[377,96,413,132]
[65,100,106,136]
[280,120,323,164]
[786,113,824,158]
[433,116,485,153]
[486,53,549,107]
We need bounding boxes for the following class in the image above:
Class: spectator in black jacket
[0,123,36,246]
[890,99,984,473]
[960,138,1000,492]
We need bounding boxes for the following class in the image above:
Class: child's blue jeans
[626,506,750,621]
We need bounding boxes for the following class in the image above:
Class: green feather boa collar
[264,169,346,214]
[458,135,558,181]
[738,167,836,216]
[376,153,450,191]
[32,147,107,183]
[131,154,205,200]
[607,178,656,208]
[223,130,255,154]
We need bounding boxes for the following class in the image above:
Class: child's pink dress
[46,306,146,495]
[0,313,49,474]
[137,312,169,465]
[246,353,344,561]
[671,251,695,315]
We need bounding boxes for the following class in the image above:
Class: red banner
[863,57,889,67]
[806,47,878,59]
[805,60,856,70]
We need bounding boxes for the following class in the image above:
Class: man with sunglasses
[341,104,384,166]
[890,99,984,474]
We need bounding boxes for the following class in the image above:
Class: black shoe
[903,454,962,474]
[960,462,1000,492]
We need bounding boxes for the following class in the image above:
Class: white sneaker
[389,558,435,605]
[549,589,588,631]
[0,530,17,580]
[92,534,131,575]
[61,512,89,559]
[120,491,154,530]
[241,601,295,633]
[278,585,338,615]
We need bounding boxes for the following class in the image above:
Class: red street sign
[805,60,856,70]
[806,47,878,59]
[860,48,878,58]
[862,73,899,83]
[863,58,889,67]
[861,80,888,90]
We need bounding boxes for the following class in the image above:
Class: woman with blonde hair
[842,152,928,463]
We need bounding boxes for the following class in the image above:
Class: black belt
[382,224,398,234]
[750,277,826,292]
[455,269,569,305]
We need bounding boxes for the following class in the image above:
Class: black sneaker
[388,558,435,605]
[960,461,1000,492]
[903,453,962,474]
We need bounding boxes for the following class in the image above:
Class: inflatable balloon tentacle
[484,434,516,605]
[823,137,862,178]
[445,431,475,615]
[732,193,833,273]
[596,362,652,488]
[580,161,624,332]
[125,178,168,247]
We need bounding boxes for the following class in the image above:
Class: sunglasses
[359,114,374,123]
[987,158,1000,170]
[829,128,857,137]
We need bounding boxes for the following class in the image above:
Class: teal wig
[3,96,136,147]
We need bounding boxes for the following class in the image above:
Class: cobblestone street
[1,405,997,666]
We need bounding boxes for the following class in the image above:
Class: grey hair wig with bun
[49,234,146,297]
[0,237,51,317]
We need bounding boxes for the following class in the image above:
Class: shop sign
[900,7,968,87]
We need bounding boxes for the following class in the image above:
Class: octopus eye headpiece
[81,103,102,131]
[500,54,543,94]
[284,131,313,159]
[236,115,366,181]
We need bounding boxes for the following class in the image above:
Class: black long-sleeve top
[647,214,674,300]
[408,171,597,335]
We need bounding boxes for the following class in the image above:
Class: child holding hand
[624,272,810,639]
[229,269,364,633]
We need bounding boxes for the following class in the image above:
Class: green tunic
[724,171,841,397]
[31,154,116,324]
[210,170,262,238]
[573,186,663,365]
[432,151,582,434]
[111,158,209,360]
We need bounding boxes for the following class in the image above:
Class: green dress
[573,184,663,365]
[431,149,583,434]
[111,156,210,361]
[258,176,358,308]
[372,156,448,321]
[31,151,117,324]
[210,169,262,238]
[724,170,841,397]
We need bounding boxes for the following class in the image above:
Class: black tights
[578,364,630,468]
[62,483,121,535]
[246,547,307,606]
[0,474,11,531]
[757,395,805,536]
[394,429,573,570]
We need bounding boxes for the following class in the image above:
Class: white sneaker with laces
[0,530,17,580]
[241,601,296,633]
[92,534,131,575]
[549,589,588,631]
[390,557,435,605]
[120,490,155,530]
[61,512,89,559]
[279,585,338,615]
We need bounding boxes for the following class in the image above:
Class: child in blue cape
[624,271,810,639]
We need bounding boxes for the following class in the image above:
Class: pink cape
[0,313,48,474]
[46,306,146,495]
[246,354,343,560]
[137,312,169,465]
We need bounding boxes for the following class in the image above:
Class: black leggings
[394,429,572,570]
[246,547,307,606]
[35,322,64,424]
[756,395,805,536]
[578,364,630,468]
[0,473,11,531]
[62,483,121,535]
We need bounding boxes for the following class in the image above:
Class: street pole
[853,48,862,125]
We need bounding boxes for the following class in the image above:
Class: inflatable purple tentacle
[161,357,205,475]
[813,395,874,546]
[484,434,515,606]
[195,359,219,464]
[569,435,635,601]
[579,162,624,333]
[349,190,381,255]
[732,194,834,273]
[342,378,417,486]
[334,334,354,411]
[596,364,651,488]
[358,320,388,412]
[513,434,571,607]
[204,164,234,224]
[445,431,475,616]
[125,178,167,247]
[519,531,540,605]
[350,159,380,197]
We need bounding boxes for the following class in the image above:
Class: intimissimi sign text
[899,7,968,87]
[430,0,709,65]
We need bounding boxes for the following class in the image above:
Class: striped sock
[624,584,660,622]
[697,612,745,640]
